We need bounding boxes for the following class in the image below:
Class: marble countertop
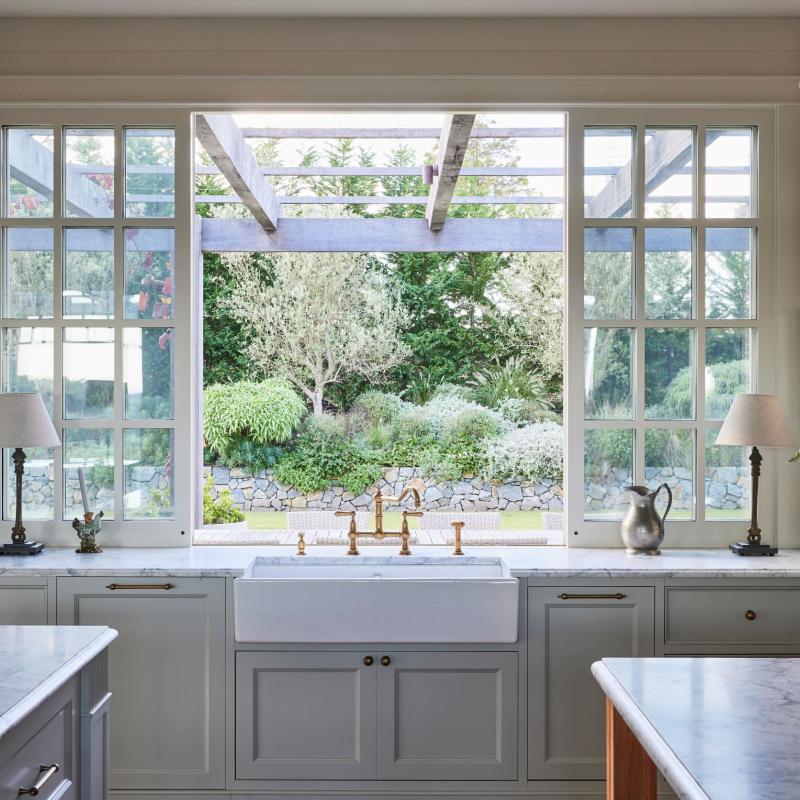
[0,626,118,739]
[592,657,800,800]
[1,546,800,577]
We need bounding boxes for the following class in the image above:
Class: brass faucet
[336,478,425,556]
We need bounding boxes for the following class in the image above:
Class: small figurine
[296,531,307,556]
[73,510,104,554]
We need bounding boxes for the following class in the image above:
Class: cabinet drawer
[0,680,76,800]
[666,587,800,645]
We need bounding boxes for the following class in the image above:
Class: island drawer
[665,587,800,645]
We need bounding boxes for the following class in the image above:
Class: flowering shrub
[484,422,564,483]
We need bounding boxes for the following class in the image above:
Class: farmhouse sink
[234,556,519,643]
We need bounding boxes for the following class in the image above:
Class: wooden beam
[239,126,562,139]
[195,113,280,232]
[606,698,657,800]
[426,114,476,231]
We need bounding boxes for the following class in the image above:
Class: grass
[245,509,548,530]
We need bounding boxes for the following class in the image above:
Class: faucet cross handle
[335,510,359,556]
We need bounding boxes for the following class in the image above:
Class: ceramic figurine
[73,511,104,554]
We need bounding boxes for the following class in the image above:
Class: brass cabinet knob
[380,655,391,667]
[745,609,757,621]
[363,655,374,666]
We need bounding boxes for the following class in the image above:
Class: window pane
[63,428,114,521]
[4,447,54,521]
[63,327,114,419]
[584,227,633,319]
[64,228,114,319]
[124,428,174,520]
[124,228,175,320]
[124,327,174,419]
[6,128,54,218]
[645,328,695,420]
[645,429,694,520]
[125,128,175,218]
[584,327,633,419]
[645,228,693,320]
[3,327,54,412]
[5,227,53,319]
[705,228,753,319]
[705,328,752,420]
[706,127,753,218]
[584,428,633,520]
[644,128,694,218]
[584,127,633,218]
[64,128,115,218]
[705,429,750,520]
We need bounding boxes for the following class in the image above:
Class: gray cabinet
[0,577,50,624]
[527,586,654,781]
[56,577,226,792]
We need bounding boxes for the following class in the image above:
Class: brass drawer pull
[106,583,175,591]
[363,655,374,666]
[380,655,392,667]
[745,609,757,621]
[558,593,627,600]
[19,763,59,796]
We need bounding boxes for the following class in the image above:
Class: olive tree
[224,251,410,416]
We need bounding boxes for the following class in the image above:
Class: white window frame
[565,107,776,548]
[0,107,193,547]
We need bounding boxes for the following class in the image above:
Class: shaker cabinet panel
[56,577,226,791]
[527,586,655,781]
[0,578,50,624]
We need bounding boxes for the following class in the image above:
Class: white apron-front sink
[234,556,519,643]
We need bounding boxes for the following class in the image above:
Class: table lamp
[716,394,795,556]
[0,393,61,556]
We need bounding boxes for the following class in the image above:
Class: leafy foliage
[203,477,246,525]
[352,390,406,425]
[470,355,552,414]
[485,422,564,483]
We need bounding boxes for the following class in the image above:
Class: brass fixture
[380,655,392,666]
[296,532,306,556]
[745,609,757,621]
[336,479,425,556]
[451,520,465,555]
[363,655,374,666]
[558,592,627,600]
[19,763,59,796]
[106,583,175,591]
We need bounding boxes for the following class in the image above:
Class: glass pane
[7,128,54,217]
[584,127,633,219]
[63,327,114,419]
[124,327,174,419]
[645,228,693,320]
[584,227,633,319]
[125,128,175,218]
[705,127,753,218]
[644,128,694,218]
[3,327,54,412]
[705,429,750,520]
[645,429,694,520]
[705,328,752,420]
[4,447,54,521]
[64,128,115,218]
[124,428,174,520]
[63,428,114,521]
[63,228,114,319]
[584,428,633,520]
[645,328,695,420]
[124,228,175,320]
[5,227,53,319]
[584,327,633,419]
[705,228,753,319]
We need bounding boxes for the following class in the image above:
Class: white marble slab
[0,625,117,739]
[593,657,800,800]
[1,545,800,577]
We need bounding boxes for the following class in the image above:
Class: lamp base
[729,541,778,557]
[0,541,44,556]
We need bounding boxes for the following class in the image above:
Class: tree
[223,251,410,416]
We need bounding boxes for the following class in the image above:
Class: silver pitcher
[620,484,672,555]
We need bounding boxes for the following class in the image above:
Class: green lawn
[246,509,549,530]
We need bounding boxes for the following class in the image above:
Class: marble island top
[0,626,117,739]
[1,545,800,577]
[593,657,800,800]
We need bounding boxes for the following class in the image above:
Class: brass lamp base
[729,541,777,557]
[0,541,44,556]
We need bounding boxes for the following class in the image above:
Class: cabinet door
[0,578,49,624]
[236,651,377,780]
[376,651,518,781]
[56,577,226,791]
[527,586,654,781]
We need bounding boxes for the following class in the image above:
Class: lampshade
[0,394,60,448]
[716,394,795,448]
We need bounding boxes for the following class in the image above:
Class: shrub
[340,462,384,495]
[219,440,283,473]
[202,477,245,525]
[383,411,439,466]
[437,407,505,477]
[496,397,559,427]
[203,379,306,461]
[663,359,748,421]
[485,422,564,483]
[418,395,505,438]
[352,390,406,425]
[470,355,552,414]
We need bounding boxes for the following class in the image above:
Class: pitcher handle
[655,482,673,524]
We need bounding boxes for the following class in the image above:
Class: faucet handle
[403,510,424,517]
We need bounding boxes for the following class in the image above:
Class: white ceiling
[1,0,799,15]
